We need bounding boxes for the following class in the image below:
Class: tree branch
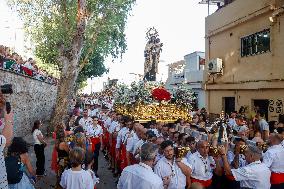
[79,14,109,71]
[61,0,70,33]
[70,0,87,64]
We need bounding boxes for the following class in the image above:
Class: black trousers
[34,144,45,175]
[271,183,284,189]
[93,142,101,173]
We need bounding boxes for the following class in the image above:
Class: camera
[0,84,13,117]
[1,84,13,94]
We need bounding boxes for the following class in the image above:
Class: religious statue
[143,27,163,81]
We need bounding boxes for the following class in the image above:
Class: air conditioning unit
[208,58,223,73]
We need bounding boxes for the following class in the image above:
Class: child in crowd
[60,147,94,189]
[85,151,99,189]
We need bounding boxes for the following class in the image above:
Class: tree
[76,51,109,91]
[8,0,136,126]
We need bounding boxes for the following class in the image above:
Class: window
[241,29,270,57]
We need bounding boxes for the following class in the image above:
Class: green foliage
[8,0,136,87]
[76,50,109,89]
[34,58,61,78]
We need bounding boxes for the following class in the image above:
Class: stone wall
[1,69,57,137]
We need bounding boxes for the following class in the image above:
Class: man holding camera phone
[0,85,14,189]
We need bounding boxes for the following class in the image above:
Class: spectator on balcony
[24,58,35,70]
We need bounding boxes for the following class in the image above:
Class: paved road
[27,137,117,189]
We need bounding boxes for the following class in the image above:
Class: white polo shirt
[109,121,119,134]
[263,144,284,173]
[154,157,191,189]
[232,160,271,189]
[86,124,103,137]
[259,118,269,132]
[79,117,93,131]
[126,132,139,153]
[187,152,216,181]
[89,109,98,117]
[117,162,163,189]
[104,117,112,129]
[116,127,129,149]
[33,129,43,145]
[122,129,132,144]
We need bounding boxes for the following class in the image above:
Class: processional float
[113,27,195,123]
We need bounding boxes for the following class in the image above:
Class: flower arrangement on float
[112,81,196,122]
[171,84,196,109]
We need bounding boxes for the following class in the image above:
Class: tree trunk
[50,58,79,128]
[50,0,87,129]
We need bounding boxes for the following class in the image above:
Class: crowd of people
[1,90,284,189]
[0,45,58,85]
[49,94,284,189]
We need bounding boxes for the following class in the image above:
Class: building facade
[166,51,206,109]
[205,0,284,121]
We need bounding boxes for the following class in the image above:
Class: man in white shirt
[89,104,98,117]
[187,140,222,189]
[78,109,93,131]
[85,103,92,117]
[126,123,142,165]
[185,136,197,160]
[116,120,129,150]
[109,118,119,134]
[154,140,192,189]
[109,113,122,176]
[258,110,269,141]
[263,134,284,189]
[86,117,103,176]
[220,145,271,189]
[118,143,164,189]
[154,137,165,165]
[228,111,237,129]
[133,127,147,161]
[119,118,133,170]
[233,115,247,133]
[116,116,130,172]
[104,113,112,130]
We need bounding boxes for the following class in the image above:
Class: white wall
[192,89,206,109]
[184,51,205,71]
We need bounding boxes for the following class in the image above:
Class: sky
[87,0,217,92]
[0,0,217,93]
[0,1,25,56]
